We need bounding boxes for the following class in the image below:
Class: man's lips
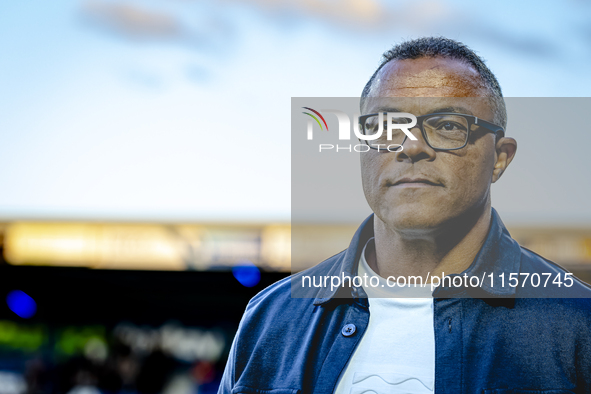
[388,177,443,187]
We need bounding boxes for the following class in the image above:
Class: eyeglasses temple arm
[474,117,505,136]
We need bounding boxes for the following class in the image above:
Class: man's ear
[492,137,517,183]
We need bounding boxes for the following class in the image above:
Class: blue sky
[0,0,590,224]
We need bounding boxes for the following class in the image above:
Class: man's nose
[395,126,437,163]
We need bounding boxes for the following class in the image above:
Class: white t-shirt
[333,240,435,394]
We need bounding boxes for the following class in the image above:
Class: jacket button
[341,324,356,337]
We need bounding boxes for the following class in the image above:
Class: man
[219,37,591,393]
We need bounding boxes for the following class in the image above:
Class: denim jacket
[219,209,591,394]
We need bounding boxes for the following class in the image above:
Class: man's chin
[377,206,450,233]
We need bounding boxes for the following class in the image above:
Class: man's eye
[438,122,463,131]
[437,122,466,133]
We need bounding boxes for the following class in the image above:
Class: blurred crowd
[0,324,223,394]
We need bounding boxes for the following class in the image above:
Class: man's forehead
[363,57,493,118]
[368,57,489,99]
[363,97,491,117]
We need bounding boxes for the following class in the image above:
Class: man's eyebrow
[370,106,474,115]
[373,107,403,113]
[427,106,474,115]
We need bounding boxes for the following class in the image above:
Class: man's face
[361,57,500,232]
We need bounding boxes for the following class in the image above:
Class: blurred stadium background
[1,0,591,393]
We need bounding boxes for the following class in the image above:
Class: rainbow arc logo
[302,107,328,132]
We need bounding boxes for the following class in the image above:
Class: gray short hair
[361,37,507,130]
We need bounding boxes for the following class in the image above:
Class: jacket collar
[313,208,522,305]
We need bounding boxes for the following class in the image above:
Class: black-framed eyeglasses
[358,112,505,151]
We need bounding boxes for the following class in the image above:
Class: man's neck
[367,205,492,282]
